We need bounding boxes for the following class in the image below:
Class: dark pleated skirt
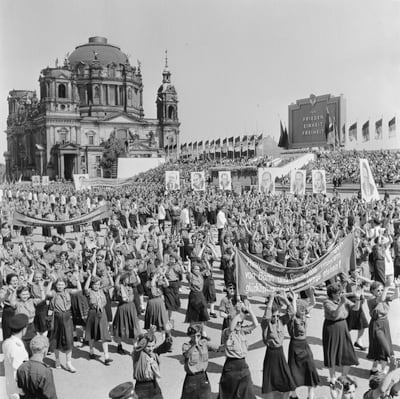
[135,380,163,399]
[22,322,36,356]
[347,307,369,331]
[207,211,217,225]
[367,317,393,361]
[163,281,181,311]
[185,291,209,323]
[104,290,113,323]
[139,271,150,297]
[50,311,74,351]
[70,291,89,326]
[21,226,32,236]
[181,372,211,399]
[129,215,138,229]
[144,296,168,331]
[203,275,216,304]
[138,214,147,226]
[2,305,16,340]
[373,261,386,285]
[218,358,256,399]
[112,302,141,339]
[322,319,358,367]
[34,300,49,333]
[92,220,101,232]
[288,339,320,388]
[56,225,66,235]
[85,308,111,342]
[42,226,52,237]
[262,346,296,393]
[132,285,141,314]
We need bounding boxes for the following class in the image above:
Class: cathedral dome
[69,37,129,67]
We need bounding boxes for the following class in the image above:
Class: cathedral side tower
[156,51,180,158]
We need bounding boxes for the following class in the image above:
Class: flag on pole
[234,136,241,152]
[278,121,285,147]
[198,141,203,153]
[228,137,234,151]
[324,109,335,145]
[256,133,263,146]
[222,138,228,153]
[389,117,396,138]
[375,119,383,140]
[360,158,380,202]
[278,122,289,149]
[349,123,357,142]
[342,124,346,144]
[210,140,215,153]
[250,135,256,150]
[362,121,370,142]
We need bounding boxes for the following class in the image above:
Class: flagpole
[235,247,240,301]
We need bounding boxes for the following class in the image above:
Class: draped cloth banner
[13,205,112,227]
[236,233,355,297]
[79,177,137,189]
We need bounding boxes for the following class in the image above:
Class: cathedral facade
[5,36,180,180]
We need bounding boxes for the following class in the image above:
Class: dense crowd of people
[305,150,400,185]
[1,149,400,399]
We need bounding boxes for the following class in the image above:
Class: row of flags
[349,117,396,142]
[177,134,264,155]
[279,110,397,148]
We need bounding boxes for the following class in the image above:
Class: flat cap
[109,382,137,399]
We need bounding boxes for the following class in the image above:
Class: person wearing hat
[218,299,258,399]
[17,335,58,399]
[109,382,138,399]
[84,262,113,365]
[184,257,209,325]
[132,326,172,399]
[47,276,81,373]
[261,291,296,397]
[3,313,29,399]
[287,290,320,399]
[181,323,220,399]
[219,282,239,343]
[367,280,400,375]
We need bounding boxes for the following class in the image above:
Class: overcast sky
[1,0,400,163]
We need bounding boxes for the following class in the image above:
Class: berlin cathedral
[5,36,180,180]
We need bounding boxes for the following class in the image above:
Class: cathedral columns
[59,153,64,178]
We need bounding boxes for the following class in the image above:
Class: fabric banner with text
[13,205,112,227]
[236,233,354,297]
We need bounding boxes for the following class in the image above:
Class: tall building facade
[4,36,180,180]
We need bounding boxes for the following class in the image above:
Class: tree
[100,132,127,178]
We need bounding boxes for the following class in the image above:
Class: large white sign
[73,174,90,191]
[290,169,306,195]
[360,158,380,202]
[191,171,206,191]
[165,171,180,191]
[312,170,326,194]
[31,175,40,187]
[258,168,276,194]
[218,171,232,191]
